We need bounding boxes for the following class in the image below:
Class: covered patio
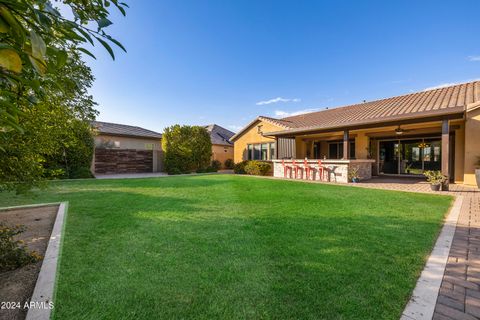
[267,116,464,184]
[256,81,480,186]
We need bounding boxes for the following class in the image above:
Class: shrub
[69,167,94,179]
[244,161,271,176]
[205,166,218,173]
[0,223,42,272]
[224,159,234,169]
[211,160,222,171]
[169,168,183,175]
[43,120,95,179]
[163,125,212,174]
[233,160,249,174]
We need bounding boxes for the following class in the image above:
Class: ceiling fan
[395,125,411,135]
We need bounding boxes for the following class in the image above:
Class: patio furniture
[292,160,304,179]
[317,160,326,181]
[304,159,315,180]
[327,166,338,182]
[282,160,292,178]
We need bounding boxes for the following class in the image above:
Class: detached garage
[91,121,163,175]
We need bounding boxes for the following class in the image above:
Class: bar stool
[292,159,304,179]
[282,160,292,178]
[304,159,315,180]
[317,160,326,181]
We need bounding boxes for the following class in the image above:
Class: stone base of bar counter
[272,159,375,183]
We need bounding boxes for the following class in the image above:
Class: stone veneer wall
[273,161,372,183]
[94,148,153,174]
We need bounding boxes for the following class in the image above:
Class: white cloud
[256,97,301,106]
[423,78,480,91]
[423,82,460,91]
[468,56,480,62]
[274,108,320,118]
[227,125,243,132]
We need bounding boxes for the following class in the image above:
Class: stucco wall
[232,120,283,163]
[94,134,162,150]
[212,144,234,167]
[355,132,369,159]
[464,108,480,185]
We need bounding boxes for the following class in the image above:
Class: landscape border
[401,196,463,320]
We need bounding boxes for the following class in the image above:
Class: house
[231,81,480,185]
[91,121,163,174]
[204,124,235,167]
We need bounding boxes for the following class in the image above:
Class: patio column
[343,130,350,159]
[441,119,450,178]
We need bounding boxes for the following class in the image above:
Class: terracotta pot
[430,184,441,191]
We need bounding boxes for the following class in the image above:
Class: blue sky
[83,0,480,133]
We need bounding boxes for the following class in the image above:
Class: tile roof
[204,124,235,146]
[265,81,480,134]
[91,121,162,139]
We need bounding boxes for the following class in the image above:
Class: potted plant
[348,167,360,183]
[423,170,446,191]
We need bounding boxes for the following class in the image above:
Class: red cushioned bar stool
[317,160,326,181]
[282,160,292,178]
[292,159,304,179]
[303,159,315,180]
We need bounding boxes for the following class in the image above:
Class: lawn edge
[25,202,68,320]
[400,195,463,320]
[233,174,452,197]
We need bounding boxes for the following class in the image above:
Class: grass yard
[0,175,452,319]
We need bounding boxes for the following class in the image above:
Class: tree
[0,0,127,191]
[162,125,212,175]
[0,52,96,192]
[0,0,127,134]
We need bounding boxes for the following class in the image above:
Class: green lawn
[0,175,452,319]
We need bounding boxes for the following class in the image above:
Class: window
[261,143,268,160]
[246,142,276,160]
[328,143,338,159]
[253,144,261,160]
[328,141,355,159]
[114,141,120,148]
[269,143,276,160]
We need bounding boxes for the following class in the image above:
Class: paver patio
[354,177,480,320]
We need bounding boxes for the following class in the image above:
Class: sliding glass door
[379,137,441,175]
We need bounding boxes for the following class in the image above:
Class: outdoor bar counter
[272,159,375,183]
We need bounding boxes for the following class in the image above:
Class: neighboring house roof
[204,124,235,146]
[233,81,480,139]
[230,116,291,141]
[91,121,163,139]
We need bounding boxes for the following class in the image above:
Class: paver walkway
[355,177,480,320]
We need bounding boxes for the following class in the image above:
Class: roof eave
[96,132,162,140]
[230,116,291,142]
[264,109,465,137]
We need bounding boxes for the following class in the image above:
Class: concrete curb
[401,195,463,320]
[0,202,63,212]
[25,202,68,320]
